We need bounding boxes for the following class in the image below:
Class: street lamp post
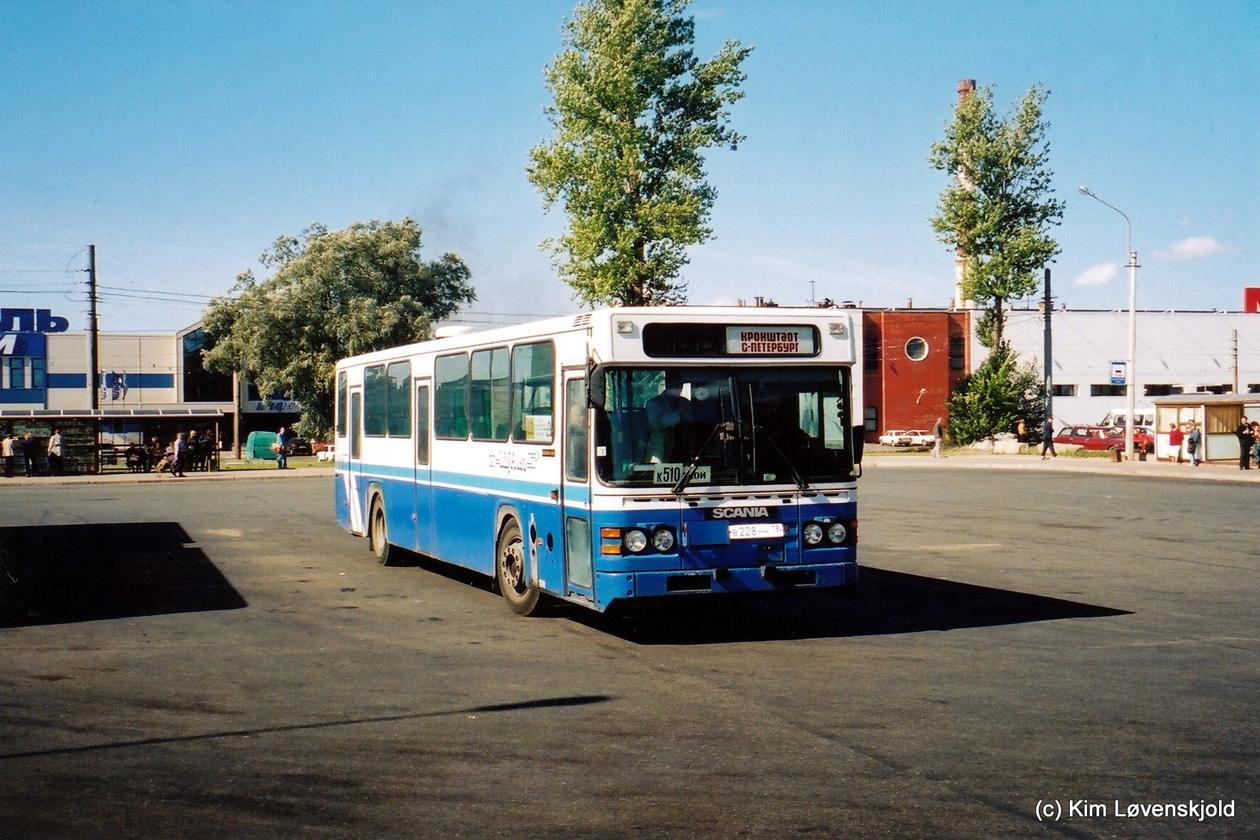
[1079,186,1139,461]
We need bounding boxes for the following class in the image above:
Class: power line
[97,284,217,301]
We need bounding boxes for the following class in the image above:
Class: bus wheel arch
[368,490,396,566]
[495,513,540,616]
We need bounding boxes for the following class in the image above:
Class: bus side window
[350,392,362,459]
[387,360,411,437]
[364,365,387,437]
[470,347,510,442]
[566,378,588,482]
[511,341,555,443]
[435,353,469,439]
[416,384,430,464]
[336,371,347,437]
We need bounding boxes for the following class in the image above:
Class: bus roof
[338,306,860,368]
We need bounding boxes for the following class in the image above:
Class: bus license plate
[728,522,785,540]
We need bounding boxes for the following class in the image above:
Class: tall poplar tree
[930,84,1064,348]
[201,219,474,438]
[528,0,752,306]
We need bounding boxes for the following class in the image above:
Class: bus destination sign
[726,326,815,356]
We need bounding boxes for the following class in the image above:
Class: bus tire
[495,518,540,616]
[369,496,396,566]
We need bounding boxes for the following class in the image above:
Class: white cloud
[1154,235,1237,261]
[1075,262,1120,287]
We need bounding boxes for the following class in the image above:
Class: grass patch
[220,457,333,471]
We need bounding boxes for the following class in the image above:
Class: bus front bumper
[593,561,857,609]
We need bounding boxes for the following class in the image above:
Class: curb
[0,468,332,489]
[866,453,1260,485]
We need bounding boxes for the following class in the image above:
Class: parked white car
[879,429,910,446]
[905,429,935,447]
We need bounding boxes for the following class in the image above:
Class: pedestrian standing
[21,432,38,475]
[187,429,201,472]
[1186,422,1202,467]
[172,432,187,477]
[46,426,64,475]
[1040,416,1057,459]
[931,417,944,458]
[1167,423,1184,464]
[275,426,290,470]
[1,432,15,478]
[1251,422,1260,470]
[1235,417,1253,470]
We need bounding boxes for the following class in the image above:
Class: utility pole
[1043,268,1052,418]
[232,371,242,460]
[87,244,100,410]
[1232,329,1239,393]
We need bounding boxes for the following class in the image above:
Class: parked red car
[1054,425,1154,453]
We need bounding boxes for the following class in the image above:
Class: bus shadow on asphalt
[575,567,1131,645]
[0,522,247,629]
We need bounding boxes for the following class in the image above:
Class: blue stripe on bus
[352,463,594,507]
[339,461,856,611]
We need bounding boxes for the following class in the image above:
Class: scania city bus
[334,307,863,614]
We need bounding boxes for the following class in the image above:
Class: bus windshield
[595,366,854,488]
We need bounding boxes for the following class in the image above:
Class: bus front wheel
[369,496,396,566]
[496,519,540,616]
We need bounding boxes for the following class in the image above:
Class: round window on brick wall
[905,337,929,361]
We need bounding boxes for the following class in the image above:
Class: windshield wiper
[672,378,739,495]
[754,424,811,491]
[672,420,734,495]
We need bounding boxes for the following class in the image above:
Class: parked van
[243,431,280,461]
[1099,407,1155,429]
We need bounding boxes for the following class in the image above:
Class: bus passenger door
[562,372,594,599]
[347,388,366,535]
[413,381,434,555]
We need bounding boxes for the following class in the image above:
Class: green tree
[528,0,752,306]
[930,84,1064,348]
[946,344,1047,446]
[201,219,474,439]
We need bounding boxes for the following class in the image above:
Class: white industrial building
[999,307,1260,427]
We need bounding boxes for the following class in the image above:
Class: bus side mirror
[852,426,864,465]
[587,364,606,409]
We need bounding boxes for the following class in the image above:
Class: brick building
[861,309,970,442]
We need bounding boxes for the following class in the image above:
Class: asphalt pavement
[1,458,1256,838]
[867,449,1260,484]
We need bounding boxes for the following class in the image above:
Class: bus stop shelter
[0,408,225,475]
[1151,394,1260,463]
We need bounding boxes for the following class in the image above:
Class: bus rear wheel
[496,519,540,616]
[369,496,396,566]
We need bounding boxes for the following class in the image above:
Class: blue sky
[2,0,1256,333]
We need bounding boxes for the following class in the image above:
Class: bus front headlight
[623,528,649,554]
[803,522,824,546]
[651,527,675,553]
[827,522,848,544]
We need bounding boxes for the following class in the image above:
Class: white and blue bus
[334,306,864,615]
